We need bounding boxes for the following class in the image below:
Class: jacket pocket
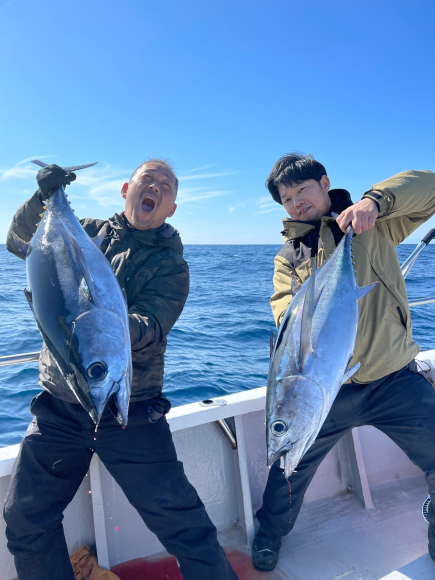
[397,306,406,329]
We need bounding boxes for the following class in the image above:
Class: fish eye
[271,420,288,436]
[86,362,107,381]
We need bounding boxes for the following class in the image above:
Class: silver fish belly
[266,226,376,478]
[12,176,132,425]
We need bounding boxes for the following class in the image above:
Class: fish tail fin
[299,256,316,370]
[356,281,378,300]
[31,160,98,172]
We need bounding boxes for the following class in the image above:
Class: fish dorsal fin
[356,281,378,300]
[11,232,31,259]
[91,231,106,248]
[270,330,275,357]
[91,224,108,249]
[299,256,316,371]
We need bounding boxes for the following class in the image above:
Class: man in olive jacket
[4,161,238,580]
[252,153,435,572]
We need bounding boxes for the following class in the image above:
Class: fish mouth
[267,441,295,468]
[90,380,120,424]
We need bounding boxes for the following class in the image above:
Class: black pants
[256,364,435,557]
[3,391,238,580]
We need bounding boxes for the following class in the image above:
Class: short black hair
[130,158,179,193]
[266,152,327,204]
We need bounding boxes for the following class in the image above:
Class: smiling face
[278,175,331,221]
[121,162,177,230]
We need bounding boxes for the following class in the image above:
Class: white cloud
[252,195,285,215]
[257,206,283,214]
[257,195,273,204]
[177,188,232,203]
[1,158,235,210]
[179,171,237,181]
[70,164,132,208]
[186,164,215,173]
[1,167,36,180]
[229,202,246,213]
[16,156,53,167]
[0,156,52,181]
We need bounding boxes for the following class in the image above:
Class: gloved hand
[36,164,76,197]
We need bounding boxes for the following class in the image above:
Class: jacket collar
[281,188,353,240]
[107,212,184,255]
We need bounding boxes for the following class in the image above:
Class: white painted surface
[358,426,422,487]
[89,455,110,569]
[233,414,255,545]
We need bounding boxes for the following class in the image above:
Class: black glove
[36,164,76,197]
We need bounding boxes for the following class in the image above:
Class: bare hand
[335,198,379,234]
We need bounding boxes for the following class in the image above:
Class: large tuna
[12,160,132,425]
[266,225,376,478]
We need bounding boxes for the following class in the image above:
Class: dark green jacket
[6,189,189,401]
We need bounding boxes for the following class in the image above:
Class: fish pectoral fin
[356,281,378,300]
[24,288,33,310]
[91,230,106,248]
[49,210,96,301]
[60,224,96,301]
[11,232,31,259]
[299,256,316,370]
[122,288,128,306]
[343,362,360,382]
[67,232,95,296]
[270,330,275,357]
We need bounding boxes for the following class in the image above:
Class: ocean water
[1,243,434,447]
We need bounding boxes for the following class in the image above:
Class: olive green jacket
[271,170,435,384]
[7,189,189,401]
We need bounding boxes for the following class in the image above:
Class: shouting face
[278,175,331,222]
[122,162,177,230]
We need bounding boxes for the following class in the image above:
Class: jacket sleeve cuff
[362,189,393,215]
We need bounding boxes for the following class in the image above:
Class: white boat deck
[268,474,434,580]
[109,475,435,580]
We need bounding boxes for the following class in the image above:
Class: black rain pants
[256,363,435,558]
[3,391,238,580]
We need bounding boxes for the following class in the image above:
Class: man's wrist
[362,189,392,214]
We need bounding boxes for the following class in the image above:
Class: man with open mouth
[5,159,239,580]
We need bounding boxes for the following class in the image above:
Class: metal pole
[216,419,237,450]
[401,228,435,279]
[409,297,435,307]
[0,352,40,367]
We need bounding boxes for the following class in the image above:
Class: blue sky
[1,0,434,244]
